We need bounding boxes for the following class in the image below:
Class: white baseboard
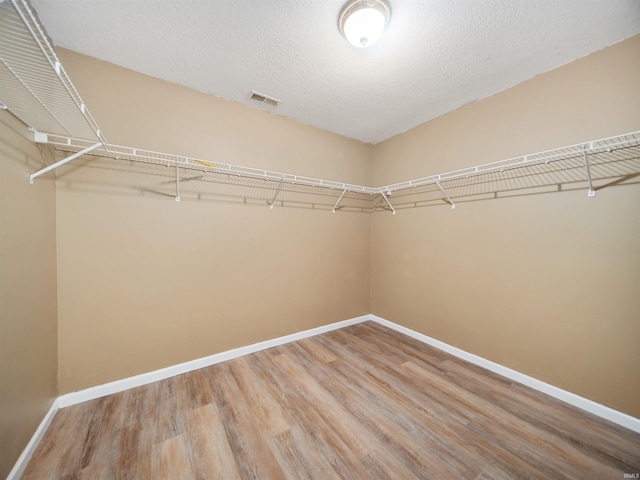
[368,314,640,434]
[58,314,370,408]
[6,398,60,480]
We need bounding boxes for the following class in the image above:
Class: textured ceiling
[29,0,640,144]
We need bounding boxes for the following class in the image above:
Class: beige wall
[55,50,372,393]
[0,112,58,478]
[7,35,637,422]
[371,35,640,417]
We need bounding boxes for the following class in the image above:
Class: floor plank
[206,363,285,480]
[22,321,640,479]
[228,356,293,437]
[186,403,241,480]
[151,434,194,480]
[248,350,373,479]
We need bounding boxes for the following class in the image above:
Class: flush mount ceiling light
[338,0,391,48]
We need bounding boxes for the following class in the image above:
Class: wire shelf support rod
[269,178,284,209]
[29,142,101,184]
[583,144,596,197]
[380,191,396,215]
[435,179,456,209]
[332,189,348,214]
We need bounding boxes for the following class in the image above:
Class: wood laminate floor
[23,322,640,479]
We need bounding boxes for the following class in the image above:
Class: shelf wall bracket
[582,145,596,197]
[435,179,456,209]
[332,189,347,213]
[29,142,101,184]
[269,178,284,209]
[175,160,181,202]
[380,191,396,215]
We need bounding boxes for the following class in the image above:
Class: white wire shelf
[380,132,640,194]
[384,144,640,209]
[380,131,640,209]
[36,133,380,195]
[34,130,640,213]
[0,0,106,144]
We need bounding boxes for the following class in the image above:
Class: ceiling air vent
[250,90,281,107]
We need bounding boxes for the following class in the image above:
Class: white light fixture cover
[339,0,391,49]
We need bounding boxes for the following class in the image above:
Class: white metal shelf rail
[379,132,640,204]
[33,133,380,200]
[32,130,640,212]
[0,0,107,145]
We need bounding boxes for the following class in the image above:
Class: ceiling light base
[338,0,391,49]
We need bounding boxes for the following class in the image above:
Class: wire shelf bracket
[29,142,101,184]
[332,189,348,213]
[582,145,596,197]
[175,160,181,202]
[435,178,456,209]
[269,178,284,209]
[380,191,396,215]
